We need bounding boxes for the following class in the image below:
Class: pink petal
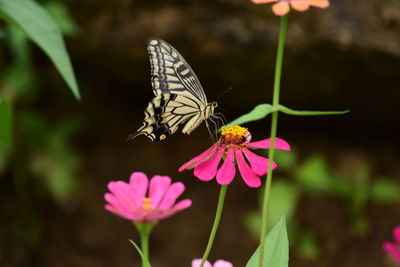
[272,2,290,16]
[108,181,141,209]
[394,226,400,244]
[104,194,142,220]
[194,148,225,181]
[179,143,220,171]
[242,148,277,176]
[383,242,400,262]
[129,172,148,202]
[309,0,329,8]
[235,150,261,188]
[158,182,185,210]
[192,259,213,267]
[216,148,236,185]
[159,199,192,220]
[104,193,130,215]
[247,138,291,151]
[104,204,131,220]
[290,0,310,11]
[149,175,171,207]
[251,0,277,4]
[214,260,234,267]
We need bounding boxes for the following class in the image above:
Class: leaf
[0,98,13,153]
[0,0,80,99]
[274,149,297,170]
[371,179,400,204]
[278,105,349,116]
[129,240,152,267]
[296,155,334,193]
[225,104,277,127]
[225,104,349,129]
[246,216,289,267]
[297,232,320,260]
[267,182,299,230]
[44,1,79,35]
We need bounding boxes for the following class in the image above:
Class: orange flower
[251,0,329,16]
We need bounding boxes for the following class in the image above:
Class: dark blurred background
[1,0,400,266]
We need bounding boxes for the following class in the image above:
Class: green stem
[258,14,288,267]
[200,185,228,267]
[136,223,155,267]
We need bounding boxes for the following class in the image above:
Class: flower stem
[200,185,228,267]
[258,14,288,267]
[136,223,155,267]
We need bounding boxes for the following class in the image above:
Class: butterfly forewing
[130,38,217,142]
[147,39,208,103]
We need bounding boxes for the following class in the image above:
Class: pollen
[142,197,154,210]
[221,125,248,137]
[220,125,249,146]
[160,134,166,140]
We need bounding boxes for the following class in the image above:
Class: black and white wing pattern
[129,38,217,142]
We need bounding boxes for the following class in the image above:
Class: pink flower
[383,226,400,264]
[251,0,330,16]
[104,172,192,223]
[192,259,233,267]
[179,126,290,188]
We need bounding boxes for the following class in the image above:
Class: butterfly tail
[126,131,142,141]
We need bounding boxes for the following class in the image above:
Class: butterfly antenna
[215,87,233,101]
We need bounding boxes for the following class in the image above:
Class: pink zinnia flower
[192,259,233,267]
[104,172,192,223]
[383,225,400,264]
[251,0,330,16]
[179,125,290,188]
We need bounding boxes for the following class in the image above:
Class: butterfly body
[130,38,218,142]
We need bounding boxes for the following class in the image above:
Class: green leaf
[0,0,80,99]
[129,240,152,267]
[296,155,333,193]
[274,149,297,170]
[267,182,299,230]
[246,216,289,267]
[44,1,79,35]
[297,232,320,260]
[278,105,349,116]
[225,104,277,128]
[0,98,13,153]
[371,179,400,204]
[225,104,349,129]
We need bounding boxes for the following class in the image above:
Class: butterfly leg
[213,112,227,124]
[205,119,218,143]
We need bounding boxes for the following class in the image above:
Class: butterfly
[129,38,221,142]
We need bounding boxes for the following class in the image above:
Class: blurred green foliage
[244,149,400,260]
[0,98,12,172]
[0,0,80,98]
[0,0,81,255]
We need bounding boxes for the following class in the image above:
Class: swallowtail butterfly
[129,38,219,142]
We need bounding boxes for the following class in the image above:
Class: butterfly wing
[147,38,208,103]
[130,39,214,142]
[128,93,206,142]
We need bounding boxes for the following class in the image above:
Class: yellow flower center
[142,197,154,210]
[220,125,249,146]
